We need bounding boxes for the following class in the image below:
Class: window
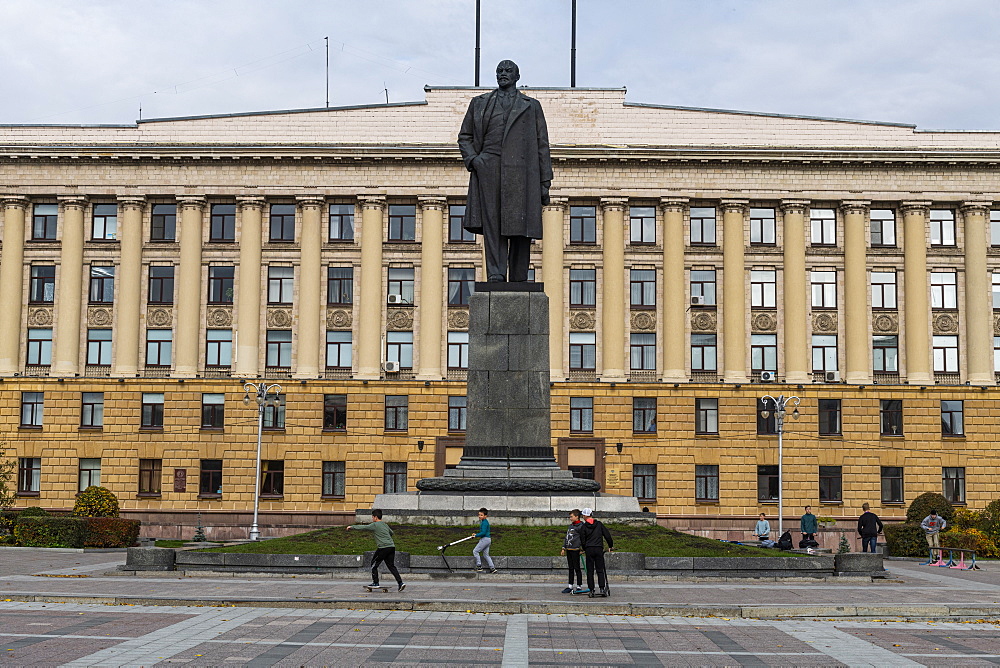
[749,208,776,245]
[138,459,162,495]
[690,207,716,245]
[810,208,836,245]
[811,270,837,308]
[29,265,55,304]
[569,269,596,307]
[141,393,164,428]
[881,466,904,503]
[690,269,716,305]
[260,460,284,496]
[695,398,718,435]
[26,329,52,366]
[929,209,956,246]
[630,269,656,307]
[263,395,285,429]
[691,334,717,372]
[206,329,232,367]
[326,331,352,369]
[266,330,292,368]
[91,204,117,240]
[570,206,597,244]
[751,335,777,375]
[150,203,176,241]
[992,210,1000,246]
[210,204,235,242]
[870,209,896,246]
[269,203,295,242]
[569,332,596,370]
[86,329,112,365]
[880,399,903,435]
[145,329,173,366]
[570,397,594,433]
[89,266,115,304]
[78,458,101,491]
[811,335,838,373]
[323,394,347,431]
[818,399,842,435]
[630,333,656,371]
[819,466,843,502]
[996,336,1000,373]
[994,273,1000,309]
[569,464,595,480]
[387,267,415,304]
[208,266,235,304]
[329,203,355,241]
[931,272,958,309]
[750,270,776,308]
[629,206,656,244]
[943,467,966,504]
[201,393,224,429]
[448,396,467,432]
[872,335,899,373]
[327,267,353,305]
[148,266,174,304]
[941,400,964,436]
[695,465,719,501]
[385,395,409,431]
[757,397,777,435]
[18,458,40,494]
[757,465,778,501]
[81,392,104,428]
[448,332,470,369]
[871,271,897,309]
[933,335,959,373]
[322,461,346,497]
[387,204,416,241]
[384,462,407,493]
[200,460,223,496]
[448,267,476,305]
[633,464,656,500]
[267,266,294,304]
[633,397,656,433]
[32,203,57,240]
[386,331,414,369]
[449,204,474,242]
[20,392,43,427]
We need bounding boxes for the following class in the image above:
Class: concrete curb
[1,592,997,620]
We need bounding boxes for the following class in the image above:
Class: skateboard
[363,585,390,593]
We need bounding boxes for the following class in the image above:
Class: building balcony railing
[202,367,232,379]
[935,372,961,385]
[568,369,597,382]
[143,366,171,378]
[690,371,718,383]
[322,367,352,380]
[628,370,657,383]
[874,371,900,384]
[446,368,468,381]
[83,365,111,378]
[22,365,50,377]
[264,367,293,379]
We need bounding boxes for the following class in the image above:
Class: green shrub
[71,486,119,518]
[884,523,929,557]
[941,528,999,558]
[83,518,141,548]
[19,506,51,518]
[952,508,984,531]
[906,492,954,527]
[0,511,20,534]
[13,517,87,548]
[979,499,1000,540]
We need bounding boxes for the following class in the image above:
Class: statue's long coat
[457,90,553,239]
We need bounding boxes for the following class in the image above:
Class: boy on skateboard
[346,509,406,592]
[471,508,498,573]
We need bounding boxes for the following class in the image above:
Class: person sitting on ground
[346,509,405,592]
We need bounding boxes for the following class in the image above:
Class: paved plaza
[0,550,998,665]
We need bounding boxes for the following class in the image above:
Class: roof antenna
[325,36,330,108]
[474,0,481,86]
[384,83,389,104]
[138,101,142,121]
[570,0,577,87]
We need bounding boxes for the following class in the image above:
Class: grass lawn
[154,540,186,548]
[197,524,779,558]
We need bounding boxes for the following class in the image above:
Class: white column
[0,197,28,374]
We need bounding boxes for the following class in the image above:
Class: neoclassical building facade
[1,87,999,537]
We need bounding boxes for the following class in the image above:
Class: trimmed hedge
[884,523,927,557]
[83,518,140,548]
[941,528,1000,558]
[0,511,20,534]
[72,486,120,518]
[906,492,954,526]
[13,517,87,548]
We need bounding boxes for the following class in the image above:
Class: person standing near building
[471,508,498,573]
[579,508,613,598]
[800,506,818,543]
[753,513,771,541]
[346,509,405,592]
[561,509,585,594]
[857,503,884,553]
[921,509,947,560]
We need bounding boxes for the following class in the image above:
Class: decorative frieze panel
[27,308,53,326]
[207,307,233,327]
[933,312,959,334]
[266,308,293,328]
[751,311,777,333]
[386,309,414,331]
[873,313,898,334]
[812,312,838,334]
[630,311,656,331]
[88,307,112,327]
[447,309,469,330]
[327,309,353,329]
[691,311,717,332]
[147,308,172,327]
[569,311,596,331]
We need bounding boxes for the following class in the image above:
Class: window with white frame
[386,331,414,369]
[448,332,470,369]
[326,331,352,369]
[690,269,716,305]
[933,335,959,373]
[750,208,776,245]
[145,329,173,366]
[871,271,897,309]
[387,267,415,304]
[993,273,1000,309]
[26,329,52,366]
[569,332,596,370]
[870,209,896,246]
[206,329,232,367]
[929,209,956,246]
[810,208,836,245]
[690,207,716,244]
[265,330,292,368]
[267,266,294,304]
[931,272,958,309]
[873,335,899,372]
[750,270,776,308]
[811,335,838,372]
[629,206,656,244]
[751,334,777,374]
[992,210,1000,246]
[811,270,837,308]
[691,334,717,371]
[630,333,656,370]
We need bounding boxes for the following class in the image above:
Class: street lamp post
[243,381,283,541]
[759,393,800,536]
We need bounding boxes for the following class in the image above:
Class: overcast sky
[4,0,1000,130]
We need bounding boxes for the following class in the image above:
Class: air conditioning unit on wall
[759,371,775,382]
[387,294,405,305]
[690,295,705,306]
[384,360,401,373]
[825,370,841,382]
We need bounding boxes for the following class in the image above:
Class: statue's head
[496,60,520,89]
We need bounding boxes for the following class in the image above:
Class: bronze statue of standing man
[458,60,552,282]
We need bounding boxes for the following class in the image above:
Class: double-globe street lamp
[243,382,283,541]
[759,394,800,536]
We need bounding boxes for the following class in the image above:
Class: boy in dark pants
[561,509,586,594]
[579,507,613,597]
[347,509,405,592]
